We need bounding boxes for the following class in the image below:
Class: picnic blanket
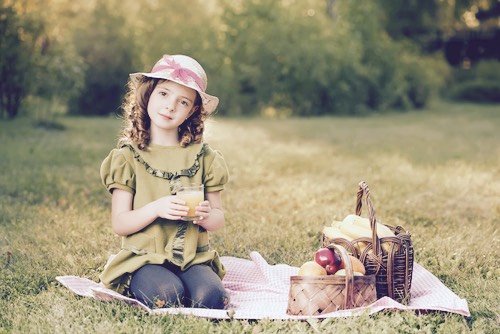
[56,251,470,320]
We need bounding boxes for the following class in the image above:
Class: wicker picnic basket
[323,181,414,304]
[287,244,377,316]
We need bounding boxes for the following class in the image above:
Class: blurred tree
[325,0,336,20]
[69,0,135,115]
[443,1,500,66]
[219,0,339,115]
[0,2,41,118]
[378,0,441,52]
[127,0,217,67]
[379,0,499,54]
[217,0,445,115]
[0,0,86,119]
[30,42,86,118]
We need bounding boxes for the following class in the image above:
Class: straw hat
[130,54,219,114]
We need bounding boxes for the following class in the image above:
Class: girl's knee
[187,284,229,309]
[130,265,185,308]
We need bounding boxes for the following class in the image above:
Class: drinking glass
[177,184,204,221]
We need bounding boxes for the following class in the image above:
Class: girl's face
[147,80,198,133]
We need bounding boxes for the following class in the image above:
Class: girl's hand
[154,196,189,220]
[193,200,211,225]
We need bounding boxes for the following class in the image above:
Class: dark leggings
[129,263,228,309]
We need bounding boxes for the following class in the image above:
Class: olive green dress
[99,142,229,295]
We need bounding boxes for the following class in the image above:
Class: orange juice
[177,184,204,220]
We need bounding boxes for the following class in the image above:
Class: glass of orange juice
[177,184,204,221]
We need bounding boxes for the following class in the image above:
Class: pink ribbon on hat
[152,55,206,92]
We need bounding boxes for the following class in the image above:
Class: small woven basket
[287,244,377,316]
[323,181,414,304]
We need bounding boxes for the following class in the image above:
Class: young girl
[99,54,229,309]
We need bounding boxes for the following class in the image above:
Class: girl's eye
[180,100,189,106]
[159,91,167,96]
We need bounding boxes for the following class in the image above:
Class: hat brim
[129,72,219,115]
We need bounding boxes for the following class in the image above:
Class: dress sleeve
[100,148,136,194]
[203,147,229,193]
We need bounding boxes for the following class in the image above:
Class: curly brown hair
[118,77,206,150]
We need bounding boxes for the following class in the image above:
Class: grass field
[0,101,499,333]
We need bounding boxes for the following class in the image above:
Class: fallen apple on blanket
[297,247,366,276]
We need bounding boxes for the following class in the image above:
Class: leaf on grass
[155,299,166,308]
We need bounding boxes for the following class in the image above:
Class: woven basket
[323,181,414,304]
[287,244,377,316]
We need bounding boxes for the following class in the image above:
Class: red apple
[314,247,342,274]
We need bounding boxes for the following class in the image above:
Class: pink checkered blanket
[56,251,470,319]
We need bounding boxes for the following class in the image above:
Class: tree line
[1,0,498,119]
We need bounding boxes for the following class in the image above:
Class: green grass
[1,101,499,333]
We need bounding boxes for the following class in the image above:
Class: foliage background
[1,0,498,119]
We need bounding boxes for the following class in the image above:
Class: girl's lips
[158,113,173,120]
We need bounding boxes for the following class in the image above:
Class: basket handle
[356,181,383,263]
[329,244,355,310]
